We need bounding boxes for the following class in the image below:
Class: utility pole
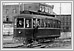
[60,3,61,15]
[19,3,21,14]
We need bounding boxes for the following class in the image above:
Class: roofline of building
[39,3,54,9]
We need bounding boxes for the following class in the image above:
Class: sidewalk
[59,32,71,39]
[3,43,24,48]
[3,36,24,48]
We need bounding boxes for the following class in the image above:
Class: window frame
[16,17,24,28]
[25,18,32,28]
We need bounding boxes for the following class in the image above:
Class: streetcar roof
[14,14,60,21]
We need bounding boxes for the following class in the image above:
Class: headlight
[18,30,21,34]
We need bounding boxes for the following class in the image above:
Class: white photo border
[1,1,73,50]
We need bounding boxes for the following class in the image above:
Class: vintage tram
[13,13,61,43]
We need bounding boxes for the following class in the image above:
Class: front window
[25,19,31,28]
[17,18,24,28]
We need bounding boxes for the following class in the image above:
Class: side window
[33,18,36,28]
[44,19,46,27]
[53,20,57,28]
[50,20,53,28]
[53,20,56,28]
[33,18,40,28]
[25,19,31,28]
[33,18,42,28]
[47,21,51,28]
[58,21,61,28]
[45,19,48,28]
[47,19,52,28]
[17,18,24,28]
[44,19,52,28]
[40,19,44,28]
[56,20,60,28]
[37,19,41,27]
[55,20,58,28]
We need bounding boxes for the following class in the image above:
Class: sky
[3,3,71,15]
[46,3,71,15]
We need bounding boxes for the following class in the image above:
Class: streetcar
[13,13,61,43]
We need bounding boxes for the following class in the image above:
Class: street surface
[2,32,72,48]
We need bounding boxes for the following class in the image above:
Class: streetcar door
[17,18,24,28]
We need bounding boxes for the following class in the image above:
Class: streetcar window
[40,19,44,28]
[17,18,24,28]
[45,19,49,28]
[46,19,52,28]
[25,19,31,28]
[44,18,50,28]
[58,21,61,28]
[47,21,51,27]
[53,20,55,28]
[54,20,57,28]
[47,19,53,28]
[37,19,40,27]
[44,22,46,27]
[50,20,53,28]
[33,18,41,28]
[56,20,61,28]
[33,18,36,28]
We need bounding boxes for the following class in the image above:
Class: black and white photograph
[1,1,73,50]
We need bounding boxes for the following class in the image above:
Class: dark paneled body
[14,28,60,40]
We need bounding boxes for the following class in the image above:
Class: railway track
[33,38,71,48]
[3,38,71,48]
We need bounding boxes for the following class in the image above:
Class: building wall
[20,3,54,14]
[3,5,20,22]
[56,15,71,32]
[20,3,40,12]
[3,3,55,23]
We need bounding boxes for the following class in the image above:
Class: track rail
[3,38,71,48]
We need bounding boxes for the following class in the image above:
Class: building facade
[3,3,55,23]
[3,5,20,23]
[56,15,71,32]
[20,3,54,14]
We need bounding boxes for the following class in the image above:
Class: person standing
[33,25,39,41]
